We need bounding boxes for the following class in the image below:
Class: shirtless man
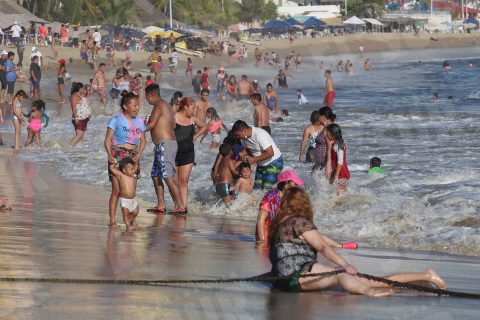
[92,63,107,105]
[195,88,213,123]
[251,93,271,135]
[322,70,335,107]
[144,84,185,214]
[237,75,253,100]
[80,40,89,64]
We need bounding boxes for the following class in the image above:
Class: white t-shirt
[11,25,22,38]
[93,32,101,43]
[242,127,281,166]
[172,51,180,64]
[333,143,345,165]
[31,50,43,66]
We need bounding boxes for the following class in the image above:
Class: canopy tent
[285,18,301,26]
[303,17,325,28]
[362,18,383,26]
[291,16,310,24]
[343,16,366,25]
[320,18,343,26]
[0,13,48,29]
[463,18,479,30]
[264,19,290,29]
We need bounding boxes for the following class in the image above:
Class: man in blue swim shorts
[232,120,283,190]
[145,84,185,214]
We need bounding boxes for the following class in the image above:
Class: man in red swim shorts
[322,70,335,107]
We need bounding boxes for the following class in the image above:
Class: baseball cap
[219,67,225,71]
[277,170,304,185]
[58,59,65,64]
[1,50,7,55]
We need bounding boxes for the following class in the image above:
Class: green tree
[261,1,278,22]
[344,0,385,18]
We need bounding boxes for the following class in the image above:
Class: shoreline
[1,154,480,319]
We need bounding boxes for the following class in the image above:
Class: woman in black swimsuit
[174,97,208,210]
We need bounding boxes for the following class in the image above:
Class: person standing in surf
[325,123,350,193]
[104,91,146,229]
[322,70,335,107]
[144,84,185,215]
[174,97,208,214]
[264,83,278,114]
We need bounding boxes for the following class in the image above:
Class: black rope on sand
[1,270,480,300]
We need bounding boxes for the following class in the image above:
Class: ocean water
[11,47,480,256]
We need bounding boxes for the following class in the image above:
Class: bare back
[217,157,234,184]
[196,99,212,123]
[150,99,176,143]
[238,79,252,95]
[325,78,334,93]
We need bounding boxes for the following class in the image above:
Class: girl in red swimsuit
[325,123,350,193]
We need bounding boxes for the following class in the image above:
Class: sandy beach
[1,31,480,319]
[2,31,480,90]
[1,155,480,319]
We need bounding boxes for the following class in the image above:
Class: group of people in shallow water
[0,47,449,297]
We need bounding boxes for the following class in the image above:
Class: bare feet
[427,269,446,289]
[108,222,120,230]
[367,288,394,297]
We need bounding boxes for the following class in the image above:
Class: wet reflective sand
[1,155,479,319]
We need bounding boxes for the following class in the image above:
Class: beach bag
[110,88,121,99]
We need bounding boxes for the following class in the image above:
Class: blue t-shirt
[108,113,146,146]
[5,59,16,82]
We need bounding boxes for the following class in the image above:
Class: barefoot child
[24,101,43,148]
[109,157,140,231]
[325,123,350,193]
[200,107,228,149]
[11,90,28,150]
[234,162,253,195]
[215,143,238,205]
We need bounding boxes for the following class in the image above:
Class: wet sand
[1,155,480,319]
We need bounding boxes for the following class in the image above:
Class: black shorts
[261,126,271,135]
[0,74,6,89]
[7,82,15,95]
[175,151,194,167]
[58,77,64,85]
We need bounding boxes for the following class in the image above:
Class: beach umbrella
[142,26,163,34]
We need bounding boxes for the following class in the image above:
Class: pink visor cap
[277,170,304,185]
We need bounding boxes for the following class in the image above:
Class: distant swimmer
[432,93,439,100]
[367,157,387,175]
[468,62,475,67]
[296,89,309,105]
[322,70,335,107]
[364,58,371,71]
[336,60,344,72]
[443,60,451,69]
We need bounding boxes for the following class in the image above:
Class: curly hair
[268,187,313,244]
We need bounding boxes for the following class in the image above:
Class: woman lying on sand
[268,187,446,296]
